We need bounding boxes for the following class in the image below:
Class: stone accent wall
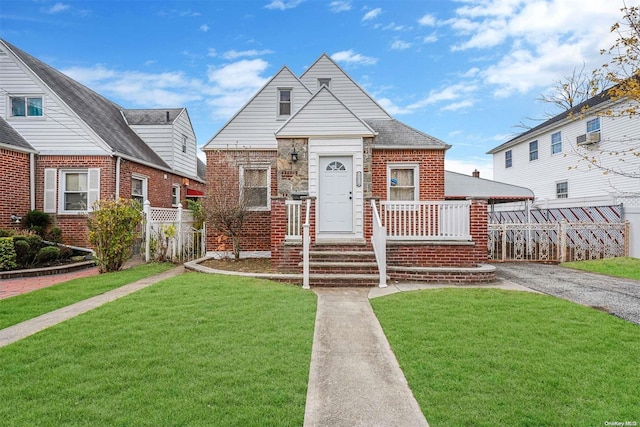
[276,138,309,197]
[0,149,31,231]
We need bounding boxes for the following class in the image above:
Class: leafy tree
[88,198,143,272]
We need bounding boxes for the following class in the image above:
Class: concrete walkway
[304,288,429,427]
[0,266,184,348]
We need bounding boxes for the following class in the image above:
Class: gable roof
[444,170,534,203]
[365,119,450,150]
[123,108,184,125]
[300,53,391,120]
[487,84,617,154]
[1,39,170,169]
[275,86,376,137]
[0,116,37,153]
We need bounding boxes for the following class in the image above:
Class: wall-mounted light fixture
[291,145,298,163]
[10,214,22,224]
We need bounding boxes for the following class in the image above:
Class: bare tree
[537,64,607,115]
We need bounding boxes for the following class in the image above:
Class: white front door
[319,156,353,233]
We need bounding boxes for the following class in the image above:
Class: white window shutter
[88,168,101,211]
[43,168,57,213]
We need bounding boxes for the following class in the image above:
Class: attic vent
[166,111,170,122]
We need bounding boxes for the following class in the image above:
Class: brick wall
[371,149,445,200]
[0,149,31,231]
[205,149,277,252]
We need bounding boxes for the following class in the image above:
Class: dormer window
[10,95,43,117]
[318,78,331,89]
[278,88,291,118]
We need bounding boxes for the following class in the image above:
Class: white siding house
[488,88,640,257]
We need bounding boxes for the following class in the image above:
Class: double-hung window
[43,168,100,214]
[172,185,180,207]
[529,140,538,161]
[551,131,562,154]
[505,150,513,168]
[241,165,270,210]
[131,175,148,206]
[10,95,43,117]
[277,88,292,118]
[587,117,600,133]
[388,164,418,201]
[556,181,568,199]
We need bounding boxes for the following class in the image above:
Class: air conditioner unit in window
[588,131,601,143]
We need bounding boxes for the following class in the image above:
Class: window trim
[171,184,181,207]
[387,163,419,202]
[556,180,568,199]
[9,94,44,118]
[131,173,148,206]
[551,131,562,155]
[529,140,538,161]
[505,150,513,168]
[277,87,292,119]
[240,164,271,211]
[57,168,100,214]
[181,134,188,154]
[586,117,601,133]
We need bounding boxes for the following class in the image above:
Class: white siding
[276,88,375,138]
[300,55,390,120]
[0,48,110,155]
[204,67,312,150]
[171,109,198,177]
[493,109,640,201]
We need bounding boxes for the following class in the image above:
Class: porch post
[144,200,151,262]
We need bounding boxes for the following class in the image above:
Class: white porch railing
[285,200,302,240]
[371,200,387,288]
[302,198,311,290]
[380,200,471,240]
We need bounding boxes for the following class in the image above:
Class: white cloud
[207,59,270,90]
[391,40,412,50]
[329,1,351,12]
[441,99,474,111]
[407,82,478,110]
[418,14,436,26]
[422,34,438,44]
[376,97,410,115]
[207,48,217,58]
[362,7,382,21]
[265,0,304,10]
[46,2,70,14]
[331,50,377,66]
[222,49,274,60]
[199,24,209,32]
[445,158,494,180]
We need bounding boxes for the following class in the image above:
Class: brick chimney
[472,169,480,178]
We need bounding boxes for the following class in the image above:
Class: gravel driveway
[494,262,640,325]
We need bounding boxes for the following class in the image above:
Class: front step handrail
[302,198,312,289]
[371,200,388,288]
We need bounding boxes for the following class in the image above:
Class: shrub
[0,229,13,238]
[88,198,143,273]
[13,239,31,267]
[24,210,51,237]
[47,226,63,244]
[34,246,61,264]
[0,237,18,271]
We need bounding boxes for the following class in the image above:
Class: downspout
[115,156,121,199]
[30,153,35,210]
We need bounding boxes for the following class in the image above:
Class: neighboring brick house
[0,39,206,247]
[203,54,495,284]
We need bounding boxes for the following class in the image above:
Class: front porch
[271,197,494,287]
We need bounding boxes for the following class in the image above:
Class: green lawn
[372,289,640,427]
[0,272,317,427]
[0,262,175,330]
[562,256,640,280]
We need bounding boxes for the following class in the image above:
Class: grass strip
[372,289,640,426]
[0,262,174,329]
[0,272,317,427]
[562,256,640,280]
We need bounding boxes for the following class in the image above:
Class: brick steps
[302,249,383,287]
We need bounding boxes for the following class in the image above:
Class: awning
[186,188,205,197]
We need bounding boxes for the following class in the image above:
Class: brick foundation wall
[0,149,31,231]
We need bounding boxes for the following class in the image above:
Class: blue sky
[0,0,628,178]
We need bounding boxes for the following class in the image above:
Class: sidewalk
[304,288,429,427]
[0,265,184,348]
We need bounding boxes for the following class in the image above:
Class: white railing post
[177,203,183,262]
[302,198,311,289]
[371,200,387,288]
[144,200,151,262]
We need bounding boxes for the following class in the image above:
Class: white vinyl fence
[143,201,206,263]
